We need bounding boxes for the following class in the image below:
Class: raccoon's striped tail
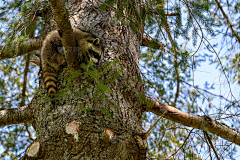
[42,64,57,97]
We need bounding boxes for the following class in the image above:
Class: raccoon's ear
[93,38,100,45]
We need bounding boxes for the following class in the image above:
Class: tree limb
[0,36,44,60]
[20,15,37,107]
[0,105,33,127]
[144,97,240,146]
[48,0,79,69]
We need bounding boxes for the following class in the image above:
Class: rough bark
[21,0,146,159]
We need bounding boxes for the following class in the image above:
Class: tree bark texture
[22,0,146,159]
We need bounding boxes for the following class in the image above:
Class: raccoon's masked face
[88,38,103,64]
[78,37,103,64]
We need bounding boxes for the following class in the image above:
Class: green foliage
[0,0,239,159]
[140,0,239,159]
[99,0,142,33]
[99,0,118,11]
[101,108,112,117]
[52,60,122,114]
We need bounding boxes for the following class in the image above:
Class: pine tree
[0,0,240,159]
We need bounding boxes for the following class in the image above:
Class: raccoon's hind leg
[47,52,66,72]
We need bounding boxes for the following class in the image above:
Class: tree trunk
[22,0,146,159]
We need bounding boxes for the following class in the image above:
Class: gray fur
[41,28,103,95]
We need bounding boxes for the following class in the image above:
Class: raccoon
[41,27,103,95]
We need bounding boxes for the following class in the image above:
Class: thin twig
[204,131,220,160]
[214,0,240,43]
[181,79,234,104]
[144,111,167,139]
[168,129,194,158]
[25,123,34,141]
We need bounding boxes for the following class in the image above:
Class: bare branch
[144,98,240,146]
[144,111,166,140]
[0,105,33,127]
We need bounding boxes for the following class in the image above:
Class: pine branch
[151,0,180,106]
[0,36,43,60]
[99,0,167,51]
